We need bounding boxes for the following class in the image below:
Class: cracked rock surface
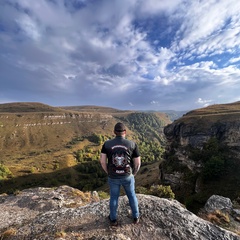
[0,185,240,240]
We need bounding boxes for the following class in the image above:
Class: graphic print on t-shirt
[112,153,127,167]
[111,151,130,174]
[111,144,131,175]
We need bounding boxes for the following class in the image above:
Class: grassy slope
[0,102,170,194]
[0,102,65,113]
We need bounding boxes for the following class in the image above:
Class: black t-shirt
[101,136,140,178]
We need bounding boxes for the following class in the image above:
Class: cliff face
[0,112,113,152]
[0,185,239,240]
[161,102,240,207]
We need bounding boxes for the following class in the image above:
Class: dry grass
[70,189,94,202]
[206,210,230,226]
[186,101,240,116]
[55,230,67,238]
[204,210,240,236]
[171,101,240,132]
[0,228,17,239]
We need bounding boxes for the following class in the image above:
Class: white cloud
[16,15,41,41]
[229,57,240,64]
[173,0,240,57]
[196,98,212,107]
[153,76,170,85]
[1,0,240,110]
[138,0,183,15]
[129,102,134,106]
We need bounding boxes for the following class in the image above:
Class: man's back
[101,136,139,178]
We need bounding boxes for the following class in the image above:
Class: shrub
[98,191,110,199]
[149,185,175,199]
[189,137,229,182]
[202,156,225,180]
[0,164,12,180]
[136,185,175,199]
[136,186,149,195]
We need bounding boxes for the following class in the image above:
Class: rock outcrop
[203,195,233,213]
[0,185,240,240]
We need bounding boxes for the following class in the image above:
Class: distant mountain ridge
[0,102,184,121]
[0,102,65,113]
[59,105,130,113]
[158,109,187,121]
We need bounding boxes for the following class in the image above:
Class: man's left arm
[133,156,141,176]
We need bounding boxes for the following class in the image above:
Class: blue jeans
[108,175,139,221]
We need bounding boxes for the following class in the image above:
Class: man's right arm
[100,153,108,174]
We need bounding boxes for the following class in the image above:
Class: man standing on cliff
[100,122,141,226]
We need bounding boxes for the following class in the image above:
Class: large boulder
[0,186,239,240]
[199,195,240,236]
[204,195,233,213]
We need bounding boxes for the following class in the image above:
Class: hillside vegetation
[0,102,171,194]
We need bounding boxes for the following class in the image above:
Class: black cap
[114,122,126,132]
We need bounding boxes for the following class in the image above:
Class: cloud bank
[0,0,240,110]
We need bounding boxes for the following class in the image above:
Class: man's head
[114,122,126,136]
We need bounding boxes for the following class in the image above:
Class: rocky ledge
[0,185,239,240]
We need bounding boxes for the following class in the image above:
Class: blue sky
[0,0,240,111]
